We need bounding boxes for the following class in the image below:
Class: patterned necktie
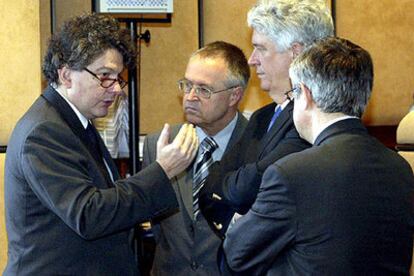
[267,105,282,132]
[193,137,218,218]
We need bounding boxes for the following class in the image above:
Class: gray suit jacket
[4,86,178,276]
[142,113,248,276]
[223,119,414,275]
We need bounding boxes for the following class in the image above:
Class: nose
[109,81,124,96]
[186,87,199,101]
[248,49,259,66]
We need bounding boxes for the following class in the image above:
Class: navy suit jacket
[4,86,178,275]
[199,102,310,237]
[223,119,414,275]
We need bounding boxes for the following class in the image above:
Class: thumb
[157,123,171,149]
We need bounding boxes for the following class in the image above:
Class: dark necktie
[193,137,218,218]
[86,123,102,162]
[86,123,113,186]
[267,106,282,132]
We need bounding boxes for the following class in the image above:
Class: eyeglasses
[177,79,238,99]
[84,68,127,89]
[284,86,300,101]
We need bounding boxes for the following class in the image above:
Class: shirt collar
[275,99,290,112]
[52,85,89,129]
[313,115,359,144]
[196,113,239,161]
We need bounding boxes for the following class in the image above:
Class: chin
[260,82,271,92]
[185,117,202,127]
[95,110,109,119]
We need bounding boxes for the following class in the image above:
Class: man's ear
[300,83,314,109]
[291,42,304,59]
[57,66,72,88]
[228,86,244,107]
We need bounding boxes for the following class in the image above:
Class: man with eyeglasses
[4,14,197,276]
[199,0,333,240]
[223,36,414,275]
[142,41,249,275]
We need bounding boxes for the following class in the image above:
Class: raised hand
[156,123,198,179]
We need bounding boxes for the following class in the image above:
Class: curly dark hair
[42,13,136,84]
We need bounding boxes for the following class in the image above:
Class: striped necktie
[267,105,282,132]
[192,136,218,218]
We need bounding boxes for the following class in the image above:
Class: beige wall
[140,2,198,133]
[2,1,413,136]
[0,1,41,145]
[1,0,413,271]
[203,0,272,114]
[336,0,414,125]
[0,0,42,271]
[0,154,6,272]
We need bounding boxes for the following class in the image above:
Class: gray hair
[289,37,374,117]
[191,41,250,89]
[247,0,334,52]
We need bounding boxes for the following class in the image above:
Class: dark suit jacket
[199,102,310,237]
[223,119,414,275]
[142,114,247,276]
[4,86,178,276]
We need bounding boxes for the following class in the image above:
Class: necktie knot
[200,136,218,154]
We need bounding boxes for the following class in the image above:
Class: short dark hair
[289,37,374,117]
[42,13,136,84]
[192,41,250,89]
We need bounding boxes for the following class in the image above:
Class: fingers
[157,123,171,152]
[158,124,170,146]
[156,123,199,179]
[180,124,196,155]
[172,123,189,147]
[189,128,199,159]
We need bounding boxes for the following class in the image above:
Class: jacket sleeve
[22,121,178,240]
[199,124,309,238]
[223,164,296,275]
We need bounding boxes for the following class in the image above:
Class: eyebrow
[253,43,265,48]
[95,66,123,74]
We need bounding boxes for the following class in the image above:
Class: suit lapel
[258,101,293,158]
[166,125,194,221]
[177,166,195,221]
[225,111,248,151]
[175,114,248,222]
[42,86,118,184]
[42,86,87,144]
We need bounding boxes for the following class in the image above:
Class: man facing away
[223,37,414,275]
[4,14,197,276]
[142,41,250,275]
[200,0,333,238]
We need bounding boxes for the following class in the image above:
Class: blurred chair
[396,111,414,173]
[396,111,414,275]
